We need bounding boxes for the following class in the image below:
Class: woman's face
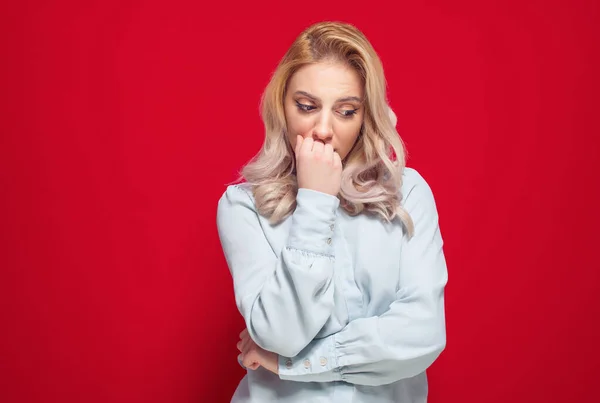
[284,61,364,161]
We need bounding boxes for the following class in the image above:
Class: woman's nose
[312,114,333,141]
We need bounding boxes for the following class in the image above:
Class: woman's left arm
[277,171,448,386]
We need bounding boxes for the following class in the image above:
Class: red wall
[2,1,598,402]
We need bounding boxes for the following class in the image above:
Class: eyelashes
[295,102,316,112]
[340,109,359,117]
[295,101,358,118]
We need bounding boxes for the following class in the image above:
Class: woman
[216,21,447,402]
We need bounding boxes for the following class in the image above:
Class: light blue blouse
[216,167,448,402]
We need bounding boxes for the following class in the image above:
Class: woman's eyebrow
[293,91,362,103]
[336,96,362,103]
[293,91,319,101]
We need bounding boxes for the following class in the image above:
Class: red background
[1,1,599,402]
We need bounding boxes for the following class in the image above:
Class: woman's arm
[217,184,339,358]
[277,171,448,386]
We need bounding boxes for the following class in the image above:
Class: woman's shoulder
[400,166,437,209]
[217,181,257,212]
[401,166,431,191]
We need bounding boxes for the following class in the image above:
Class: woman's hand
[237,328,279,375]
[295,135,342,196]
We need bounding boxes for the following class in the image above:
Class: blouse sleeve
[217,185,341,357]
[277,172,448,386]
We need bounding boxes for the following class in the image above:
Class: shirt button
[326,238,332,245]
[319,357,328,366]
[285,359,293,369]
[330,224,335,231]
[303,359,311,368]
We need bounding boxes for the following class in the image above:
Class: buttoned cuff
[278,335,342,382]
[286,189,339,257]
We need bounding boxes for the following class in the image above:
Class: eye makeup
[295,100,360,119]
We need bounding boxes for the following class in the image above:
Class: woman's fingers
[312,140,324,154]
[242,347,259,369]
[241,334,253,354]
[323,143,334,163]
[333,151,342,169]
[300,137,314,155]
[238,328,261,370]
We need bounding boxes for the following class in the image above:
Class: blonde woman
[217,21,448,403]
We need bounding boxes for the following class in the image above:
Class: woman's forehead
[287,62,363,101]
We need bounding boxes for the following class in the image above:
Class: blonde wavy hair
[240,21,414,236]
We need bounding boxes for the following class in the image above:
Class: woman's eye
[296,102,316,112]
[339,109,358,118]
